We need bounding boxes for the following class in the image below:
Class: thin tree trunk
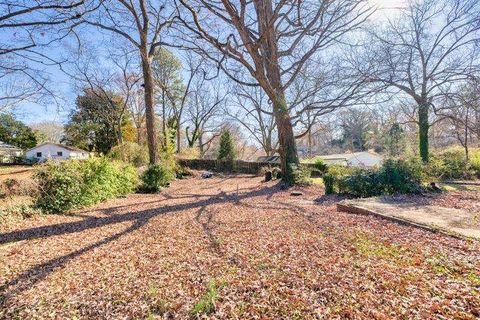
[141,55,158,164]
[418,103,429,162]
[176,116,181,153]
[117,119,123,145]
[162,91,167,149]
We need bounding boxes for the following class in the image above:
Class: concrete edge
[336,202,474,242]
[440,181,480,186]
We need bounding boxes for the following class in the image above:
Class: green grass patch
[190,280,225,316]
[353,233,405,262]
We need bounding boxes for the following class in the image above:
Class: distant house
[318,151,383,167]
[0,141,23,163]
[26,143,90,162]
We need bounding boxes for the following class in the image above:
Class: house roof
[26,143,89,153]
[0,141,22,151]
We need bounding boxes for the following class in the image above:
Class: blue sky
[11,0,405,125]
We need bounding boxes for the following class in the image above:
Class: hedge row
[35,158,139,213]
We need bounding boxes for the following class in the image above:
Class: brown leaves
[0,175,479,319]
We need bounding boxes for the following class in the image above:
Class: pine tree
[217,129,236,161]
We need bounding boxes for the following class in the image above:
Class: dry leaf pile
[1,175,479,319]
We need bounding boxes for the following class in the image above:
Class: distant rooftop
[0,141,22,151]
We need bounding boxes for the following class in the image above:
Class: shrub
[175,165,194,179]
[313,158,328,173]
[290,164,311,185]
[108,142,148,167]
[140,164,175,193]
[436,147,472,179]
[327,165,354,177]
[471,149,480,177]
[377,159,422,194]
[329,159,423,198]
[338,169,381,198]
[323,173,336,195]
[271,167,282,180]
[35,158,139,213]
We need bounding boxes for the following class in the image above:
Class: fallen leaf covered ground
[1,175,479,319]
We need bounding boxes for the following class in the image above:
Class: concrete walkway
[338,197,480,240]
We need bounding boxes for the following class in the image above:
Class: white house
[318,151,383,167]
[26,143,90,162]
[0,141,23,163]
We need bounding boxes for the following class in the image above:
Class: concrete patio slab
[338,197,480,240]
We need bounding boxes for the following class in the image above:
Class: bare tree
[185,78,224,157]
[227,85,278,156]
[82,0,175,163]
[177,0,372,183]
[442,80,480,160]
[357,0,480,161]
[0,1,98,111]
[153,51,203,153]
[69,46,141,145]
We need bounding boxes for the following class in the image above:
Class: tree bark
[273,95,299,184]
[141,55,158,164]
[254,0,299,184]
[176,116,181,153]
[162,91,167,149]
[418,103,429,162]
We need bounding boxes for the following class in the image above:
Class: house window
[57,151,63,156]
[36,152,42,157]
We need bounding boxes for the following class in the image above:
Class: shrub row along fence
[177,158,316,175]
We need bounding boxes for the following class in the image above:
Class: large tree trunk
[141,55,158,164]
[255,0,299,184]
[418,102,429,162]
[273,94,299,184]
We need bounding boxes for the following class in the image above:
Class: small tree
[217,129,236,161]
[385,123,406,157]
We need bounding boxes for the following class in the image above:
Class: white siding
[26,144,89,161]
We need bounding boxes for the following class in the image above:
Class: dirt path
[1,175,479,319]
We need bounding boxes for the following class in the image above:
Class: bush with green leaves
[140,164,175,193]
[377,159,422,194]
[35,158,139,213]
[108,142,149,167]
[327,159,423,198]
[323,173,336,195]
[437,147,475,180]
[313,158,328,173]
[290,163,311,185]
[471,149,480,177]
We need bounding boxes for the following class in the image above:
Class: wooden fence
[177,158,316,175]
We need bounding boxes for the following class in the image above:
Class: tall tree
[83,0,175,164]
[358,0,480,162]
[177,0,372,183]
[0,113,37,149]
[63,89,129,154]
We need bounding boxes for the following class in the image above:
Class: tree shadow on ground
[0,181,283,305]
